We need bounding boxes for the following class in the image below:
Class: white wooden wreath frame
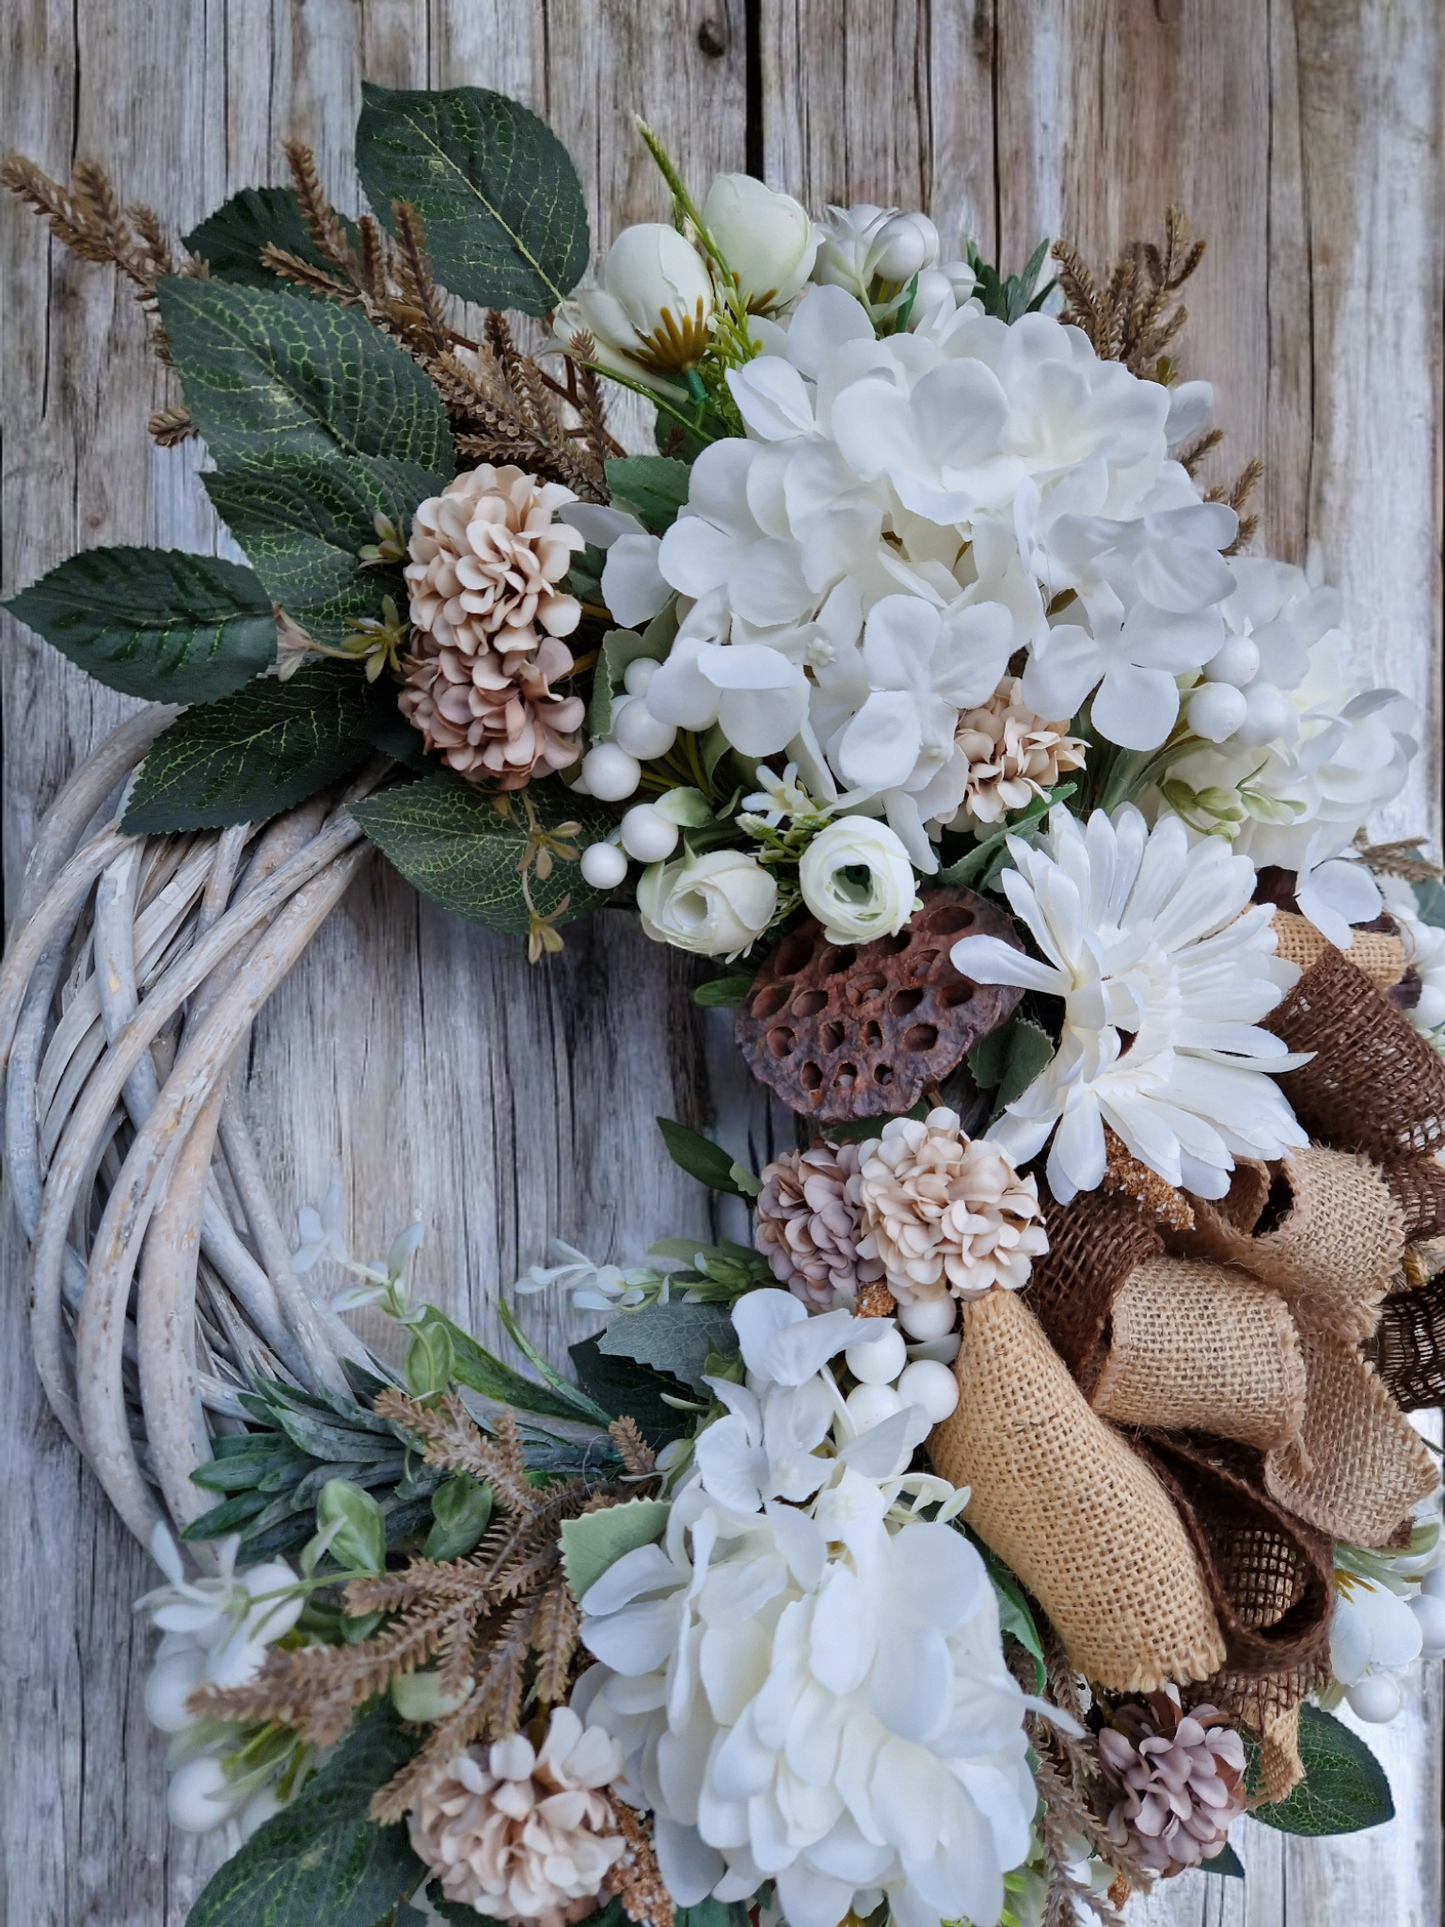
[0,707,387,1553]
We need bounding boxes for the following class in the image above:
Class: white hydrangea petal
[1090,660,1182,751]
[602,531,671,627]
[727,357,817,440]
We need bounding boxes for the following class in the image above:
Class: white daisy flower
[950,804,1308,1202]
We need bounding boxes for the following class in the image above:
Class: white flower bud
[580,841,628,890]
[620,804,680,863]
[896,1294,958,1339]
[701,172,818,311]
[581,743,642,801]
[167,1754,240,1833]
[569,224,715,380]
[145,1647,205,1733]
[1187,680,1249,743]
[798,816,916,944]
[1345,1673,1402,1723]
[866,211,940,283]
[612,692,678,760]
[1233,680,1295,747]
[637,849,777,959]
[896,1357,961,1424]
[1409,1591,1445,1659]
[845,1323,907,1385]
[391,1668,476,1723]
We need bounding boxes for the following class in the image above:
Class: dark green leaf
[1204,1839,1245,1878]
[597,1300,737,1393]
[186,1703,425,1927]
[351,771,613,935]
[157,279,453,473]
[425,1473,493,1561]
[604,456,693,534]
[656,1117,756,1197]
[825,1102,927,1144]
[676,1899,753,1927]
[184,186,359,289]
[6,547,276,703]
[968,1013,1055,1118]
[692,974,754,1008]
[423,1309,611,1426]
[122,662,375,832]
[205,453,442,648]
[568,1336,694,1447]
[1251,1705,1394,1836]
[354,85,589,314]
[937,784,1073,890]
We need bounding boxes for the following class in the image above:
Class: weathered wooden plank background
[2,2,1441,1922]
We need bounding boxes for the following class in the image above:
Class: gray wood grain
[2,3,1440,1922]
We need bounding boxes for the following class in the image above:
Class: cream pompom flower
[951,805,1308,1203]
[855,1107,1048,1302]
[407,1709,626,1927]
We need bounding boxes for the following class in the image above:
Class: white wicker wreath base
[1,709,383,1551]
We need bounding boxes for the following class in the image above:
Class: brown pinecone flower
[1097,1684,1247,1876]
[954,676,1087,825]
[400,464,588,787]
[753,1143,885,1310]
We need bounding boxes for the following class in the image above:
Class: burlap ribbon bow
[929,911,1445,1799]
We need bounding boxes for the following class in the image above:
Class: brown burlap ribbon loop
[1025,1186,1163,1388]
[1373,1259,1445,1410]
[1265,940,1445,1160]
[1385,1154,1445,1241]
[930,1288,1227,1693]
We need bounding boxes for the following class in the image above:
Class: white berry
[845,1382,903,1432]
[619,805,680,863]
[1187,680,1249,743]
[580,841,628,889]
[1421,1560,1445,1600]
[613,695,678,760]
[167,1754,237,1832]
[896,1358,960,1424]
[144,1650,204,1733]
[1345,1673,1402,1723]
[1204,633,1261,688]
[623,656,659,696]
[896,1294,958,1339]
[581,743,641,801]
[1409,1591,1445,1659]
[845,1323,907,1384]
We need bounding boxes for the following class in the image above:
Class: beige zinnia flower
[855,1105,1048,1301]
[407,1708,626,1927]
[954,676,1087,825]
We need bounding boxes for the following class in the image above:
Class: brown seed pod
[735,888,1026,1122]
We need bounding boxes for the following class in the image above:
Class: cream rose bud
[701,172,818,310]
[799,816,917,944]
[637,848,777,958]
[867,210,940,282]
[579,223,715,377]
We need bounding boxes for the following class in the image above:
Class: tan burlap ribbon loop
[1269,908,1408,990]
[1170,1146,1404,1345]
[929,1288,1227,1693]
[1089,1256,1306,1453]
[1265,940,1445,1160]
[1024,1186,1163,1389]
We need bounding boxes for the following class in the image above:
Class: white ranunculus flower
[951,805,1308,1203]
[702,173,817,312]
[575,1478,1035,1927]
[799,816,917,943]
[557,223,714,391]
[637,848,778,959]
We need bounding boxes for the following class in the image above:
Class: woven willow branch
[0,712,381,1552]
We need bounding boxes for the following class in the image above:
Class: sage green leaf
[157,279,453,474]
[938,783,1074,890]
[1251,1704,1394,1835]
[419,1309,610,1427]
[351,771,613,935]
[604,456,693,533]
[692,975,753,1009]
[968,1013,1056,1117]
[656,1117,757,1198]
[596,1300,738,1393]
[1413,877,1445,928]
[317,1478,386,1575]
[185,1702,424,1927]
[205,453,441,647]
[5,547,276,703]
[354,84,589,314]
[184,186,358,289]
[561,1497,669,1602]
[122,662,375,832]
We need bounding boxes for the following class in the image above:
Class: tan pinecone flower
[1098,1684,1247,1876]
[753,1142,886,1310]
[401,464,589,788]
[407,1709,627,1927]
[954,676,1087,825]
[855,1105,1048,1302]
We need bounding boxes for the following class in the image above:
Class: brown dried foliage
[193,1390,621,1823]
[606,1800,675,1927]
[1053,206,1204,378]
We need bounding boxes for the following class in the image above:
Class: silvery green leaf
[656,787,714,827]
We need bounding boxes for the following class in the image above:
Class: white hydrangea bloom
[950,805,1308,1202]
[641,284,1243,867]
[1378,875,1445,1032]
